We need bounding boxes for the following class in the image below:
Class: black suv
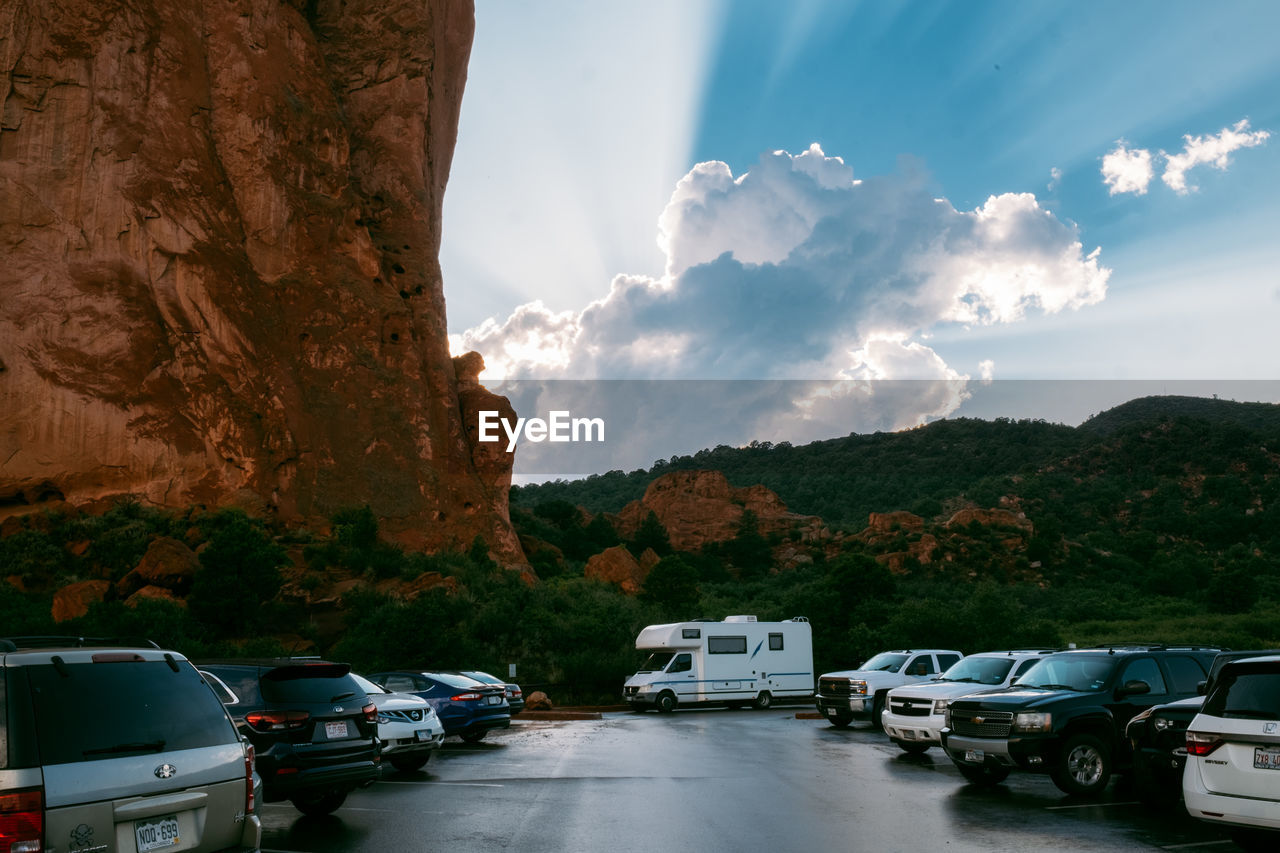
[199,659,380,816]
[1125,649,1280,803]
[940,644,1219,796]
[1,636,260,852]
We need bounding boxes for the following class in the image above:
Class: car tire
[754,691,773,710]
[954,761,1011,786]
[871,693,886,730]
[291,791,347,817]
[827,712,854,728]
[896,740,930,755]
[390,754,429,772]
[656,691,677,714]
[1051,733,1112,796]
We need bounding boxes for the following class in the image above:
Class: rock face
[614,471,824,552]
[0,0,524,564]
[51,579,111,623]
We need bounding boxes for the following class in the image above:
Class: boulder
[584,546,649,595]
[945,508,1033,533]
[117,537,200,597]
[525,691,553,711]
[52,579,111,623]
[124,585,186,608]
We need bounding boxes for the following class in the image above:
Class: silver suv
[0,636,261,852]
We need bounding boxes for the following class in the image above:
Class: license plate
[825,708,837,717]
[1254,746,1280,770]
[415,729,430,741]
[487,695,502,705]
[325,721,349,739]
[965,749,985,763]
[135,815,180,851]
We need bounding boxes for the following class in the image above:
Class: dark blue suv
[369,670,511,742]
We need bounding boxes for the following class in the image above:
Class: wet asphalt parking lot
[259,708,1239,852]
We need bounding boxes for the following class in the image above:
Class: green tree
[632,511,672,556]
[641,554,701,613]
[188,511,286,637]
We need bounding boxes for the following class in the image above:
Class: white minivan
[1183,655,1280,851]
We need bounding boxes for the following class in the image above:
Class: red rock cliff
[0,0,523,564]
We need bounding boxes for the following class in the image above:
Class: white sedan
[352,672,445,772]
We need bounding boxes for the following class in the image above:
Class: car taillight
[243,743,256,815]
[363,703,377,723]
[0,787,43,853]
[510,688,522,698]
[451,692,482,701]
[245,710,310,731]
[1186,731,1224,757]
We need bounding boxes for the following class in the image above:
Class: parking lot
[258,708,1237,852]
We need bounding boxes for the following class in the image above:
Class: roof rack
[1083,643,1222,653]
[0,636,162,651]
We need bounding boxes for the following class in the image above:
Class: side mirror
[1196,680,1208,696]
[1118,679,1151,697]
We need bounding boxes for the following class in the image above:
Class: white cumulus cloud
[1101,141,1154,195]
[454,145,1110,445]
[1162,119,1271,194]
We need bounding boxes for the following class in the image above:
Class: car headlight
[1152,717,1174,732]
[376,714,392,725]
[933,699,949,714]
[636,684,653,693]
[851,680,868,695]
[1012,712,1052,733]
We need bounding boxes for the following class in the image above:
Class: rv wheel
[656,692,677,714]
[754,691,773,710]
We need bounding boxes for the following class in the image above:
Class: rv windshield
[639,651,675,672]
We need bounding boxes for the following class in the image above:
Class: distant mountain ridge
[513,395,1280,530]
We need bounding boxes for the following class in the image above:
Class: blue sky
[441,1,1279,454]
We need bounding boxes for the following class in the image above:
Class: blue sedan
[369,670,511,742]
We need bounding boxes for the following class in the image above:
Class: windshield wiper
[84,740,166,756]
[946,677,978,683]
[1026,683,1080,691]
[330,691,356,702]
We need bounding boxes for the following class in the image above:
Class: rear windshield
[27,660,236,765]
[261,666,365,704]
[423,672,483,690]
[940,656,1015,685]
[1204,662,1280,719]
[460,671,501,685]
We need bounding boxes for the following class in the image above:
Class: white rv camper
[623,616,813,712]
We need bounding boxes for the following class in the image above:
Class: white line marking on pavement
[1161,842,1234,850]
[1045,801,1141,810]
[375,779,505,787]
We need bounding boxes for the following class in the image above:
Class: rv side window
[682,629,701,639]
[709,636,747,654]
[669,654,692,673]
[769,633,783,651]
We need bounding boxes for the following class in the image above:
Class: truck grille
[889,697,932,717]
[819,678,852,697]
[950,709,1013,738]
[624,686,639,697]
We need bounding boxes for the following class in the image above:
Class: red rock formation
[124,585,185,608]
[866,511,925,534]
[116,536,200,598]
[0,0,524,566]
[945,508,1033,533]
[584,545,648,595]
[51,579,111,623]
[614,471,824,551]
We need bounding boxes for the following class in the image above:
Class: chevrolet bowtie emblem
[972,716,985,724]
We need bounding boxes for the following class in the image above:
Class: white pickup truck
[881,649,1055,753]
[816,649,964,728]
